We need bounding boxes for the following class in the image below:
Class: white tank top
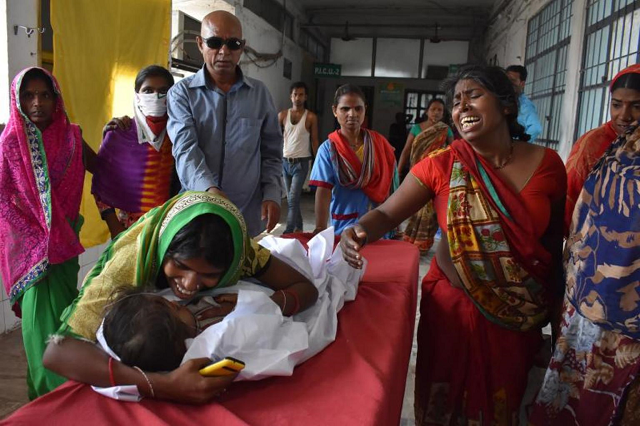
[283,109,311,158]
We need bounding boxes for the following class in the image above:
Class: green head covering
[59,191,263,341]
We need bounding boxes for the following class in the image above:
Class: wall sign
[314,63,341,78]
[378,82,404,107]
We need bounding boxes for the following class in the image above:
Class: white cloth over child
[92,228,365,400]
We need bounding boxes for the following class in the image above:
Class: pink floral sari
[0,67,84,308]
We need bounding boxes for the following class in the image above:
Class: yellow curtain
[51,0,171,247]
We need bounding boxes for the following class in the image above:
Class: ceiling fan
[429,23,442,43]
[341,21,357,42]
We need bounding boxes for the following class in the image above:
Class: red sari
[326,129,396,203]
[410,141,566,425]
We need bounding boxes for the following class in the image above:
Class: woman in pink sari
[0,67,90,399]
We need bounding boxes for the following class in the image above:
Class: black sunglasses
[202,36,245,51]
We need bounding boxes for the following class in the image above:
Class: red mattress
[3,240,419,426]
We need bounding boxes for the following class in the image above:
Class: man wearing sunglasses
[167,10,283,237]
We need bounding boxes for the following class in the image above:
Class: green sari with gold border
[58,191,271,341]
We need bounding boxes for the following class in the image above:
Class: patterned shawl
[59,191,269,340]
[91,120,174,214]
[327,129,397,203]
[565,64,640,233]
[565,121,618,233]
[447,140,553,331]
[565,123,640,339]
[0,67,84,305]
[410,121,450,167]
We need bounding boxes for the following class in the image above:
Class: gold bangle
[133,366,155,398]
[279,289,287,314]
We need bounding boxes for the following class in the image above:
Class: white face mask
[135,92,167,117]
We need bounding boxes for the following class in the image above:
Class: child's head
[102,287,197,372]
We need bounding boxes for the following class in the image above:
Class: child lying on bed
[93,231,365,400]
[100,287,198,372]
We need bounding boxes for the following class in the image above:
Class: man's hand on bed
[196,294,238,323]
[340,225,368,269]
[155,358,237,404]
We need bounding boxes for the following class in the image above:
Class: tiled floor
[0,329,28,419]
[0,192,431,422]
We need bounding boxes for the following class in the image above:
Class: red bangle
[284,290,300,315]
[108,357,116,387]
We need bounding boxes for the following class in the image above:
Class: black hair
[441,64,530,142]
[20,68,57,99]
[506,65,528,82]
[164,213,234,271]
[426,98,445,110]
[290,81,308,95]
[426,97,452,128]
[611,73,640,93]
[333,84,366,107]
[102,287,191,372]
[134,65,175,93]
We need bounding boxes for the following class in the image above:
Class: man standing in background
[506,65,543,142]
[278,82,319,234]
[167,10,282,237]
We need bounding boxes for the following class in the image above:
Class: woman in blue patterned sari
[530,122,640,425]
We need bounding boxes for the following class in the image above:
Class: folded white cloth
[183,227,366,380]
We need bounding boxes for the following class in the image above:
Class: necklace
[493,144,514,170]
[348,132,363,150]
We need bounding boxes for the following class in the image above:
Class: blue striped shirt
[167,66,283,237]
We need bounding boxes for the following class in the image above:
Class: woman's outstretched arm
[43,336,236,404]
[341,175,433,268]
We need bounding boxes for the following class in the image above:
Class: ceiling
[294,0,500,42]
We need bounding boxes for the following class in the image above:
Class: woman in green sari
[43,191,318,403]
[0,67,97,400]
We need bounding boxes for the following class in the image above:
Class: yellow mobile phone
[199,357,245,377]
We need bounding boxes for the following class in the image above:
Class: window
[330,38,373,77]
[523,0,574,150]
[575,0,640,140]
[422,41,469,76]
[374,38,421,78]
[283,58,292,79]
[244,0,294,41]
[403,91,446,125]
[299,29,327,61]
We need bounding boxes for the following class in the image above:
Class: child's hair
[102,287,191,372]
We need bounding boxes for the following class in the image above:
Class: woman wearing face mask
[0,67,93,400]
[92,65,180,239]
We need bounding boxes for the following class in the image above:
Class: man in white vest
[278,82,319,234]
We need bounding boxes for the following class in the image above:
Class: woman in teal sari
[43,191,318,403]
